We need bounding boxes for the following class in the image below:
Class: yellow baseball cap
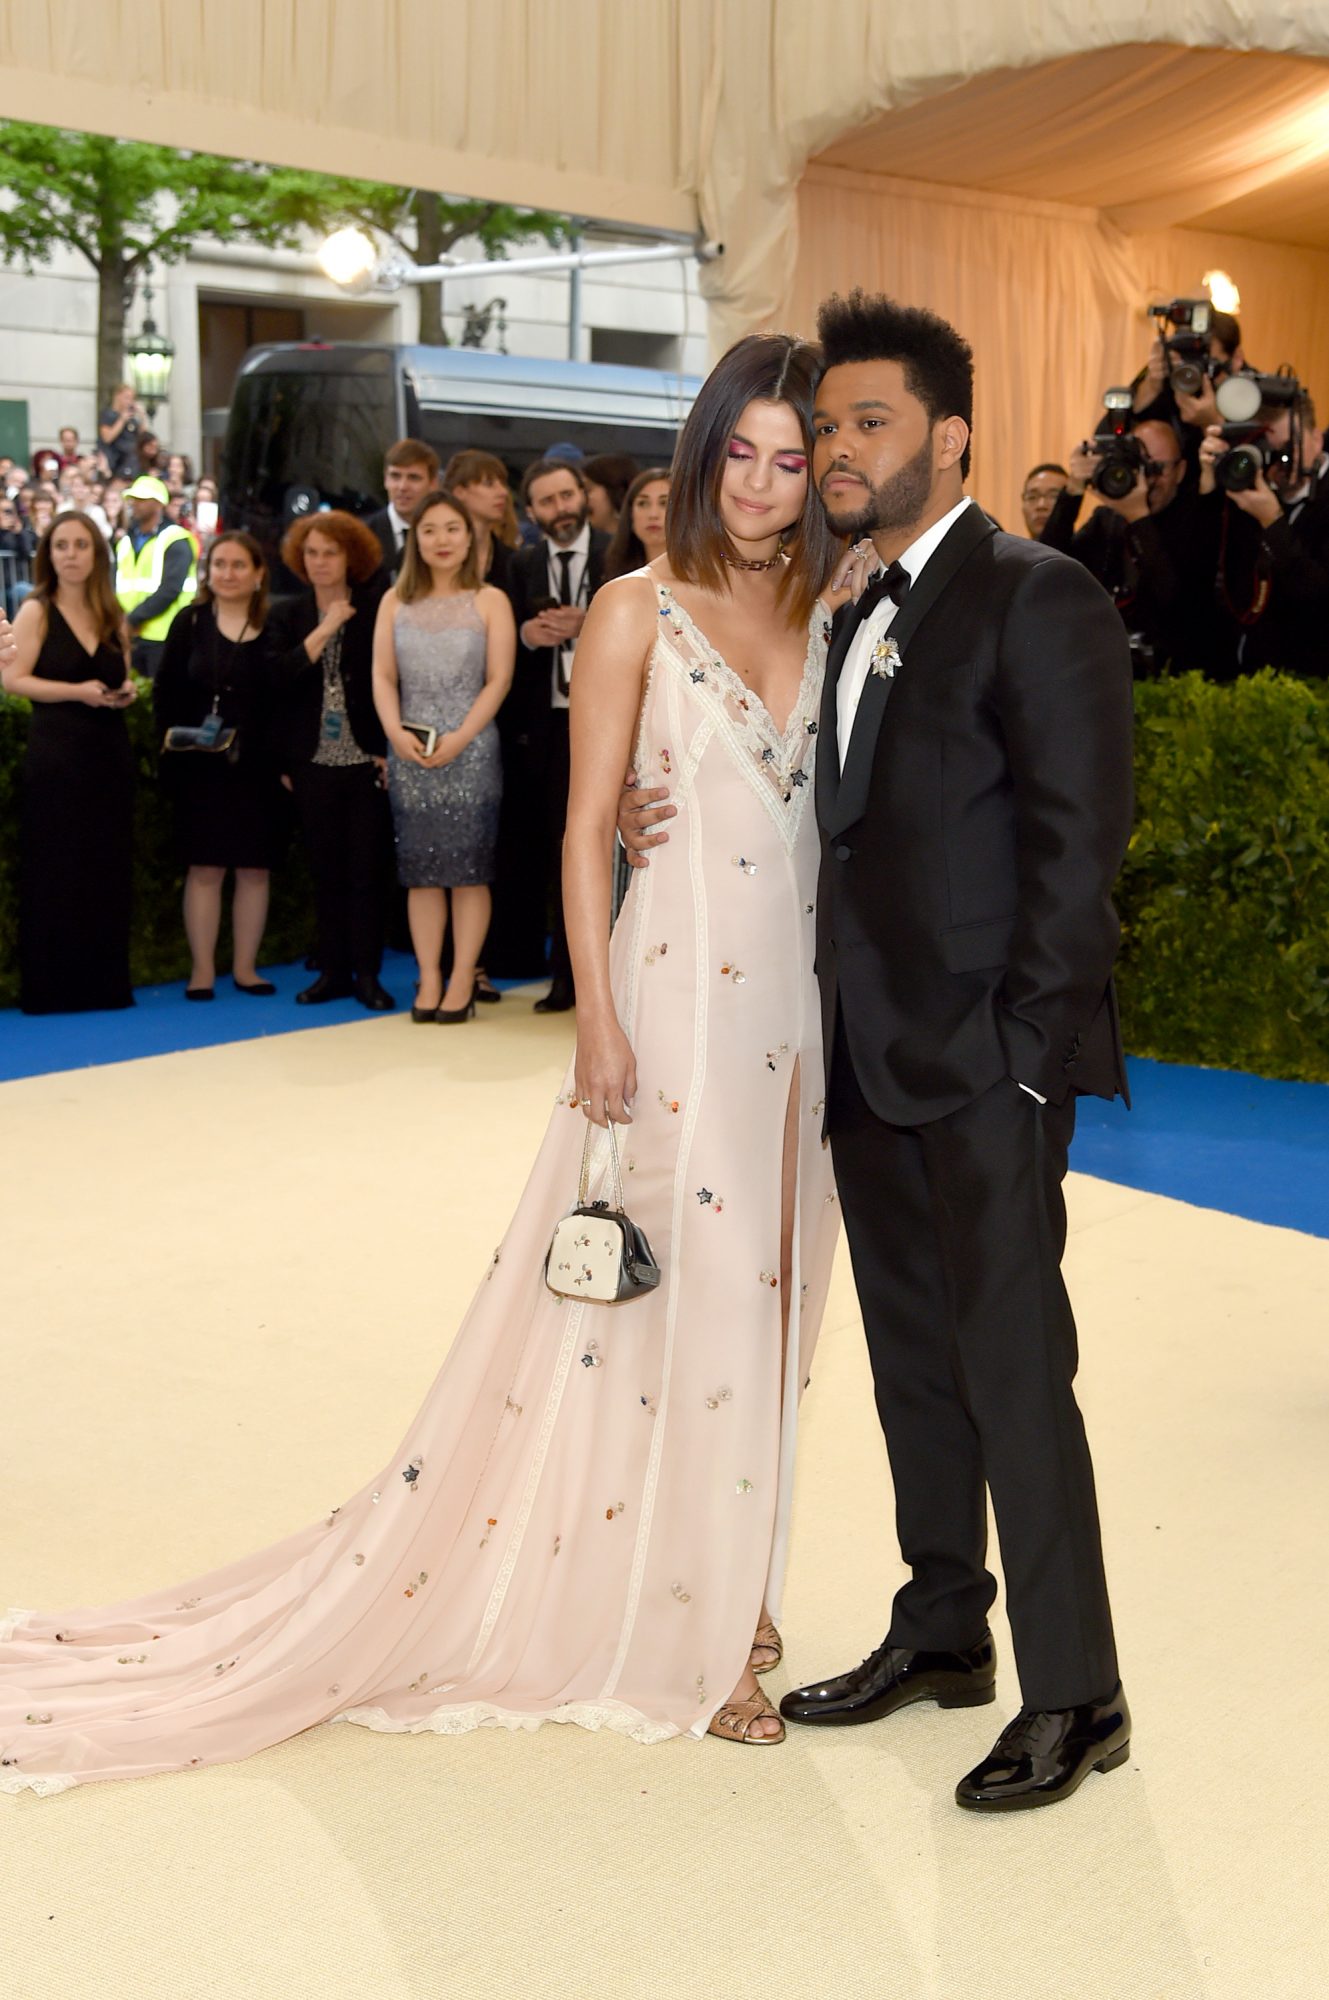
[124,475,170,504]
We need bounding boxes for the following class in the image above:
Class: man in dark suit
[769,291,1135,1812]
[615,294,1134,1807]
[364,439,439,575]
[500,457,611,1009]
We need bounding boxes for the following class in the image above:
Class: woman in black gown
[2,512,137,1014]
[153,533,283,1000]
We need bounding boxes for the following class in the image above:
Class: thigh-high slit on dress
[0,578,840,1794]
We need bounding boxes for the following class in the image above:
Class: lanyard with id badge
[161,612,248,760]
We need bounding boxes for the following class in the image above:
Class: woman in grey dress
[372,491,516,1022]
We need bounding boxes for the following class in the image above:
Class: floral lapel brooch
[870,634,902,680]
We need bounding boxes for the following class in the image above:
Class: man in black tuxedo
[770,291,1135,1811]
[364,439,438,575]
[501,457,611,1009]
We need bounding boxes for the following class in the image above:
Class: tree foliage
[0,121,570,387]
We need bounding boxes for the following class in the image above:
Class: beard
[820,433,936,540]
[545,503,588,545]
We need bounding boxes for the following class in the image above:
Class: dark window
[220,353,396,564]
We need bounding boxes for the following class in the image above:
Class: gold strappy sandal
[707,1687,786,1746]
[749,1620,783,1676]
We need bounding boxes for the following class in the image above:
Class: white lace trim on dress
[332,1697,677,1746]
[0,1769,79,1798]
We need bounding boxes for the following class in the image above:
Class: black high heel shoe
[437,976,477,1024]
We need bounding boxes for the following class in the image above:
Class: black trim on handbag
[545,1118,661,1304]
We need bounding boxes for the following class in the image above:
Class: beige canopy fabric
[4,0,1329,518]
[694,6,1329,348]
[5,4,1329,306]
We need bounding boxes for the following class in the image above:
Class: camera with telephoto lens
[1087,388,1149,500]
[1148,298,1215,397]
[1212,370,1300,494]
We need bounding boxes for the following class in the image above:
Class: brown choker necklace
[721,547,786,572]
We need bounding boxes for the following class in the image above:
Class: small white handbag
[545,1120,661,1305]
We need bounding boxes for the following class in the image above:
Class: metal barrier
[0,548,34,619]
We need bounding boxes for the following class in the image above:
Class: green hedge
[1118,671,1329,1082]
[0,679,315,1004]
[2,670,1327,1082]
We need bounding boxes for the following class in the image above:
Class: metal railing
[0,549,34,619]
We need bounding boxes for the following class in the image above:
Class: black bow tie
[858,559,911,616]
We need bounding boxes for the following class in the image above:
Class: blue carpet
[1,986,1324,1238]
[1074,1057,1328,1240]
[0,953,536,1084]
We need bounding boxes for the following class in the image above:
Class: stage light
[1203,270,1241,313]
[319,227,379,293]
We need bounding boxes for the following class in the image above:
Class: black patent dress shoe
[533,977,575,1014]
[353,974,396,1012]
[297,974,353,1006]
[955,1683,1131,1812]
[780,1631,996,1727]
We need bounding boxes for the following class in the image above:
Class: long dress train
[1,580,839,1794]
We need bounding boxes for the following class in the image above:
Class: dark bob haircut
[280,508,384,584]
[667,332,834,624]
[817,291,974,479]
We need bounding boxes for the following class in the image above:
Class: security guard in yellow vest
[115,475,196,677]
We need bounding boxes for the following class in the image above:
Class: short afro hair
[817,290,974,479]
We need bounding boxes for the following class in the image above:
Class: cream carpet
[2,996,1325,2000]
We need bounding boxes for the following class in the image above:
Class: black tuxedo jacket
[502,531,612,750]
[267,574,389,764]
[815,502,1134,1126]
[364,508,403,577]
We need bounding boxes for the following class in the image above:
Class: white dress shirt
[545,522,591,711]
[833,496,1046,1104]
[836,496,972,770]
[387,503,411,552]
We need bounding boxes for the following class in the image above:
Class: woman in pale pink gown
[0,335,842,1792]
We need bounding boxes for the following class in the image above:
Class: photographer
[1134,303,1248,440]
[1198,383,1329,679]
[1040,412,1229,675]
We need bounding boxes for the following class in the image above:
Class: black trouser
[827,1018,1118,1711]
[544,709,572,987]
[290,762,389,981]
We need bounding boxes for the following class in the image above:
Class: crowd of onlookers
[6,301,1323,1024]
[1,386,220,619]
[1014,306,1328,682]
[1,429,671,1021]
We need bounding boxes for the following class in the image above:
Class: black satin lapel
[829,665,897,838]
[815,600,862,829]
[826,506,996,839]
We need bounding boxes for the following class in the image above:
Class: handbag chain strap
[577,1118,625,1211]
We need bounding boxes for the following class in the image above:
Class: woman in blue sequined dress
[372,491,516,1022]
